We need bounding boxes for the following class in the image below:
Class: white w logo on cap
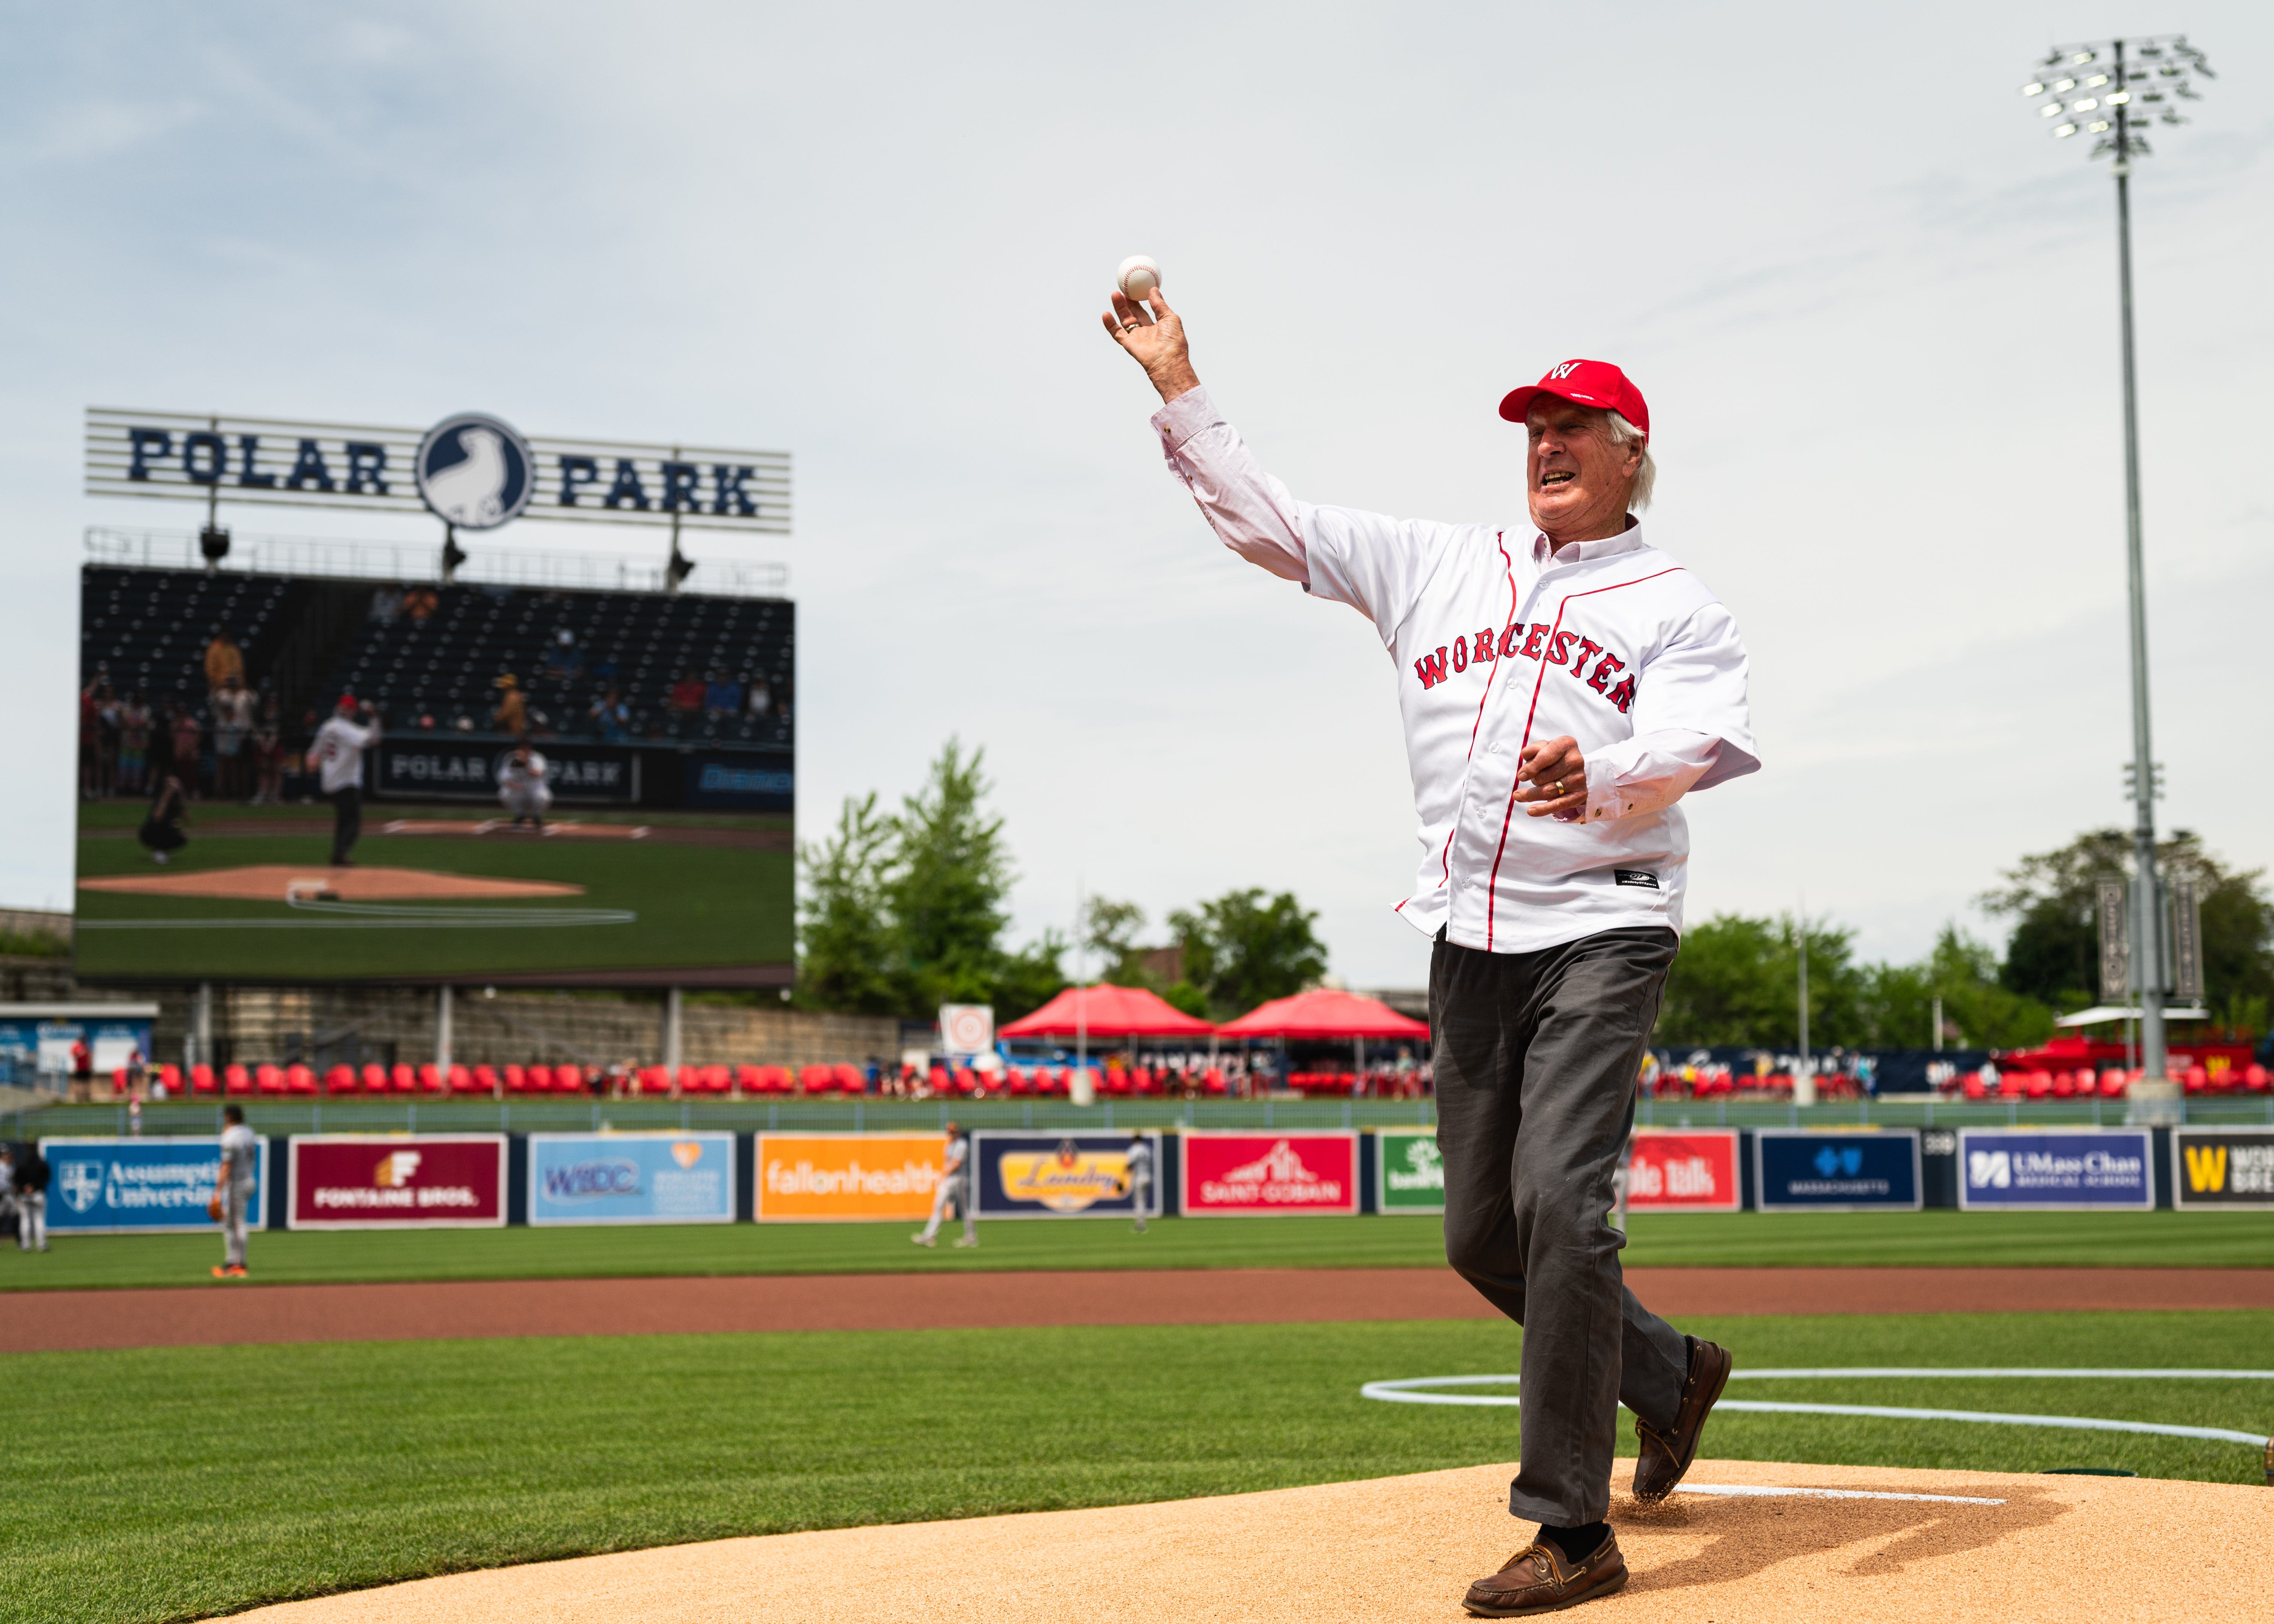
[1550,361,1582,379]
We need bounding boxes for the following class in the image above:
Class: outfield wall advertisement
[1627,1130,1742,1213]
[40,1136,268,1235]
[2172,1128,2274,1211]
[527,1132,735,1225]
[1181,1133,1357,1217]
[969,1132,1162,1219]
[1957,1128,2154,1211]
[287,1134,507,1229]
[755,1133,945,1222]
[1374,1128,1445,1213]
[1753,1130,1921,1213]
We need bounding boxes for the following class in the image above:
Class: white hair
[1604,411,1656,512]
[1529,403,1657,512]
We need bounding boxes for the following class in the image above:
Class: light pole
[2018,35,2213,1122]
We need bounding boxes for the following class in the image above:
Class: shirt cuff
[1149,385,1217,454]
[1582,753,1626,823]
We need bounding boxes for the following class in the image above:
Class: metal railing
[85,527,788,598]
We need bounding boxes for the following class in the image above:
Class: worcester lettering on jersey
[1410,623,1637,713]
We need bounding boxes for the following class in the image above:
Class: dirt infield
[8,1266,2271,1353]
[232,1456,2274,1623]
[77,864,584,901]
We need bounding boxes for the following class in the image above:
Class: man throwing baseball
[1106,286,1757,1617]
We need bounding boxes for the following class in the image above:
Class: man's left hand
[1514,736,1587,821]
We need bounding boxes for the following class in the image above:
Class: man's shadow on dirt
[1613,1485,2068,1595]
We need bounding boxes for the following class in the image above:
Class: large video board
[74,564,793,986]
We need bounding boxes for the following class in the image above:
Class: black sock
[1538,1521,1608,1565]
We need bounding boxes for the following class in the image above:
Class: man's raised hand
[1102,287,1201,404]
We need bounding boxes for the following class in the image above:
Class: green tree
[1166,889,1327,1019]
[794,792,898,1014]
[1981,828,2274,1030]
[994,930,1070,1023]
[1082,896,1154,986]
[1655,914,1866,1049]
[883,738,1015,1011]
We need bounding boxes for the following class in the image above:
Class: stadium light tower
[2018,35,2212,1120]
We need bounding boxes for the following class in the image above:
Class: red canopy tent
[1216,988,1429,1091]
[998,983,1217,1040]
[1214,988,1428,1041]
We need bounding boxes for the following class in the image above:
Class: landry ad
[1957,1128,2154,1211]
[287,1135,507,1229]
[1181,1133,1358,1218]
[1626,1130,1742,1214]
[2172,1128,2274,1211]
[1753,1130,1922,1213]
[970,1132,1163,1219]
[40,1136,268,1236]
[754,1133,945,1222]
[526,1132,735,1226]
[1375,1128,1446,1214]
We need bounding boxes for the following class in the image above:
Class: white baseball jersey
[1153,386,1758,955]
[310,717,379,795]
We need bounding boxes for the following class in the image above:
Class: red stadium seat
[503,1065,528,1094]
[1997,1070,2025,1097]
[640,1066,672,1096]
[553,1064,584,1094]
[157,1063,183,1095]
[416,1063,443,1093]
[669,1064,694,1095]
[924,1064,949,1095]
[1961,1072,1986,1100]
[357,1064,384,1093]
[525,1064,552,1092]
[473,1064,501,1096]
[801,1064,836,1094]
[1203,1067,1225,1095]
[2099,1069,2128,1098]
[192,1063,218,1096]
[255,1064,283,1095]
[287,1064,317,1095]
[832,1062,863,1095]
[325,1065,357,1094]
[2183,1064,2209,1095]
[2050,1070,2075,1098]
[226,1064,252,1096]
[448,1064,477,1094]
[387,1063,413,1093]
[701,1064,731,1094]
[734,1064,761,1095]
[1006,1067,1030,1096]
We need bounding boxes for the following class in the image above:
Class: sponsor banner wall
[2172,1128,2274,1211]
[40,1137,268,1235]
[971,1132,1163,1219]
[1181,1132,1358,1217]
[526,1132,736,1226]
[1627,1130,1742,1213]
[288,1135,507,1229]
[1754,1130,1922,1213]
[1375,1128,1445,1213]
[373,740,640,804]
[755,1133,944,1222]
[1957,1128,2154,1211]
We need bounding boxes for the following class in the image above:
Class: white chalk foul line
[1358,1371,2274,1452]
[1682,1485,2005,1505]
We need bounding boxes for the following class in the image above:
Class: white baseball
[1117,254,1160,299]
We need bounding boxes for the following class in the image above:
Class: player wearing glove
[1107,285,1754,1616]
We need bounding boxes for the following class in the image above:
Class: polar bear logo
[416,413,534,531]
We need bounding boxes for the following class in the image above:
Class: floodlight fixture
[2015,34,2214,1115]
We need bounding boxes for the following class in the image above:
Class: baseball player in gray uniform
[1125,1131,1153,1233]
[212,1104,258,1278]
[913,1121,976,1248]
[1107,285,1757,1617]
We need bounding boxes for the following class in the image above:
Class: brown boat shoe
[1632,1334,1734,1502]
[1462,1533,1628,1618]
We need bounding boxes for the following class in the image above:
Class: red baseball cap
[1498,360,1649,438]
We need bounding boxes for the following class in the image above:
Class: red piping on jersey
[1426,533,1527,907]
[1482,564,1685,948]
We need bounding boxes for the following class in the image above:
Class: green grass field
[7,1310,2268,1624]
[3,1209,2270,1292]
[72,801,792,979]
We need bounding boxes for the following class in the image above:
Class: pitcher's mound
[229,1456,2271,1623]
[79,865,584,902]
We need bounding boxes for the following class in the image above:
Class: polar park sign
[85,408,790,534]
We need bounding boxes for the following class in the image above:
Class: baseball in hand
[1116,254,1160,299]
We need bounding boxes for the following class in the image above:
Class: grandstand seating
[79,566,299,718]
[320,582,793,745]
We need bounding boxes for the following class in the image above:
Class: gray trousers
[16,1191,43,1250]
[918,1172,973,1242]
[1432,926,1691,1526]
[223,1184,251,1267]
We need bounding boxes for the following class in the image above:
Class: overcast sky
[4,2,2268,992]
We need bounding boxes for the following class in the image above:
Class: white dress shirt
[1152,386,1759,955]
